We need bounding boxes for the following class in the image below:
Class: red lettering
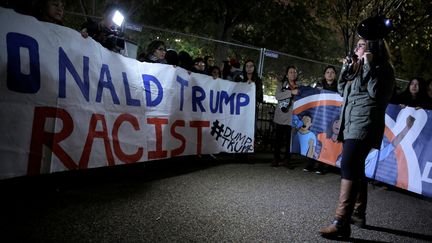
[147,117,168,159]
[170,120,186,157]
[28,107,76,175]
[112,114,143,163]
[79,114,114,169]
[190,120,210,154]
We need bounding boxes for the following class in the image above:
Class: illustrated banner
[0,8,256,179]
[291,86,432,197]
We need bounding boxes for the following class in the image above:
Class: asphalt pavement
[1,153,431,242]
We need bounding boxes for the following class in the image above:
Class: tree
[311,0,432,81]
[61,0,431,83]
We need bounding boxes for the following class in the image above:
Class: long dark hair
[241,59,260,82]
[398,77,428,100]
[222,60,232,79]
[321,65,337,91]
[178,51,193,71]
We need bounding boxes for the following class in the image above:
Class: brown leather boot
[351,211,366,228]
[319,179,356,238]
[351,180,368,228]
[319,219,351,238]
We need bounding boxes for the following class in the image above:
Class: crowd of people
[4,1,432,240]
[9,0,431,111]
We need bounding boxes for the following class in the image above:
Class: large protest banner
[291,86,432,197]
[0,8,256,179]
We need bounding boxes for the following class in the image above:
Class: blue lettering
[122,72,140,106]
[6,32,40,93]
[220,91,235,114]
[59,47,89,101]
[142,74,163,107]
[176,75,188,111]
[192,86,206,112]
[96,64,120,104]
[236,93,249,115]
[209,90,220,113]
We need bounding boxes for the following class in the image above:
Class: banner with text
[291,86,432,197]
[0,8,256,179]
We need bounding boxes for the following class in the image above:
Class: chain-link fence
[62,12,409,152]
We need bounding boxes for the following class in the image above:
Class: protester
[319,37,395,238]
[209,66,221,80]
[221,60,232,80]
[229,58,243,82]
[142,40,167,64]
[32,0,64,25]
[315,65,337,92]
[306,65,338,174]
[165,49,179,66]
[204,55,215,75]
[272,66,299,168]
[178,51,193,71]
[191,57,206,74]
[394,77,428,109]
[240,59,263,103]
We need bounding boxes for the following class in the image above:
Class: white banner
[0,8,256,179]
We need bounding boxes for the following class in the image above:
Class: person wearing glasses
[319,37,395,239]
[191,57,206,74]
[142,40,167,64]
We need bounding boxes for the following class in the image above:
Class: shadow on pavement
[364,225,432,242]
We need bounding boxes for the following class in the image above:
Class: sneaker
[303,168,312,172]
[315,170,322,175]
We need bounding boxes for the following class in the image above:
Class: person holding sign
[272,66,300,168]
[33,0,64,25]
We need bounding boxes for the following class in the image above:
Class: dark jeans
[273,123,292,161]
[340,139,373,180]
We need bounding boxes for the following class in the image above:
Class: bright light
[175,38,181,42]
[112,10,124,27]
[384,18,392,28]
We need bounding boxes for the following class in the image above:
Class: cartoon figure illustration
[316,118,343,166]
[365,115,415,178]
[293,112,317,158]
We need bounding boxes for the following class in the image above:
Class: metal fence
[63,12,408,152]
